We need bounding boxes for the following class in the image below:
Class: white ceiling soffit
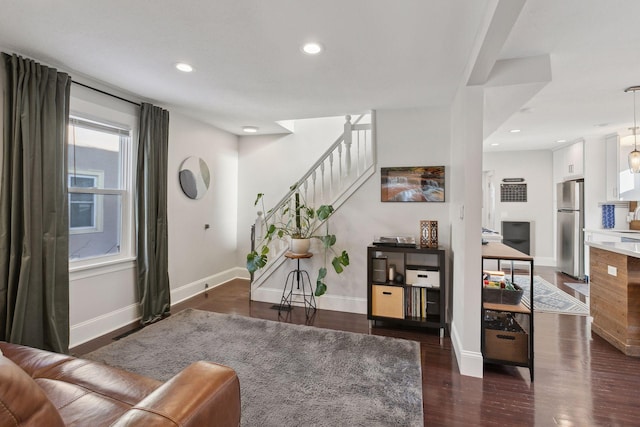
[483,55,552,139]
[467,0,527,86]
[0,0,490,136]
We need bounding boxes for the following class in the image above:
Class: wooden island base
[590,247,640,357]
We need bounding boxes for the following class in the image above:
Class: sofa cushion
[0,355,65,427]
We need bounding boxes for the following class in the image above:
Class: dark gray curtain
[0,53,70,353]
[136,103,170,324]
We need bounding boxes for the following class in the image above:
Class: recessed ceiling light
[556,139,567,143]
[243,126,258,133]
[175,63,193,72]
[491,143,500,146]
[302,42,323,55]
[509,129,521,133]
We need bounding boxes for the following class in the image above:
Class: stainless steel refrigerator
[557,180,585,279]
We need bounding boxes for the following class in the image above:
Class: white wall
[482,150,555,266]
[167,111,240,303]
[237,108,452,313]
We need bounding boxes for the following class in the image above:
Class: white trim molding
[70,303,140,348]
[450,321,484,378]
[171,267,248,305]
[251,286,367,314]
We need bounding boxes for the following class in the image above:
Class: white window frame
[67,108,136,272]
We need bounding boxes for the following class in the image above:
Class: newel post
[344,115,352,176]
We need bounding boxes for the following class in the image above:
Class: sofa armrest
[110,361,240,427]
[0,355,65,427]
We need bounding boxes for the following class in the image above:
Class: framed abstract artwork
[381,166,445,202]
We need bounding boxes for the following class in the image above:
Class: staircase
[250,112,376,294]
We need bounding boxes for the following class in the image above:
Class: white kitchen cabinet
[604,132,640,201]
[553,140,584,183]
[605,134,620,200]
[566,141,584,177]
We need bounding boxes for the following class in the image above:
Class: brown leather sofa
[0,341,240,426]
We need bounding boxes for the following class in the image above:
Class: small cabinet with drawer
[367,245,446,336]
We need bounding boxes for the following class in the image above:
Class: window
[69,174,98,230]
[68,116,133,263]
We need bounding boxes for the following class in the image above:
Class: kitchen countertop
[584,228,640,236]
[586,240,640,258]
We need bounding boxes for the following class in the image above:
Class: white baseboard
[251,287,367,314]
[534,256,555,267]
[70,266,247,349]
[171,267,248,305]
[70,303,140,348]
[450,321,483,378]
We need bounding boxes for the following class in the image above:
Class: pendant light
[626,86,640,173]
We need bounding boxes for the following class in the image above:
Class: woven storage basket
[482,283,524,305]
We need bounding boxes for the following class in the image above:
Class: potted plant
[246,186,349,296]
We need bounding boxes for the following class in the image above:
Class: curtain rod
[72,81,141,107]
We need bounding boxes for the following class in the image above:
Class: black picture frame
[381,166,445,202]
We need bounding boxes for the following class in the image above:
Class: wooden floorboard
[73,266,640,426]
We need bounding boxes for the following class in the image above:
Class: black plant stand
[279,252,316,317]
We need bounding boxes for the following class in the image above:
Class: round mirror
[179,156,210,199]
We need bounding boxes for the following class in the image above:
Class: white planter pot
[290,238,311,255]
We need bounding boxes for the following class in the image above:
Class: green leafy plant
[246,185,349,296]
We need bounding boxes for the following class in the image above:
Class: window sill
[70,256,136,281]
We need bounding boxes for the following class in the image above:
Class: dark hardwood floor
[73,266,640,426]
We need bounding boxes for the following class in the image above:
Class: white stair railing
[250,112,376,292]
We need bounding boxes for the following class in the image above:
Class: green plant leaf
[246,250,267,274]
[254,193,264,206]
[331,256,344,274]
[320,234,336,248]
[340,250,350,266]
[305,207,315,219]
[316,205,334,220]
[331,250,350,274]
[265,224,276,239]
[315,267,328,296]
[315,282,327,296]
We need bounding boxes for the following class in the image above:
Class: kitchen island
[586,240,640,356]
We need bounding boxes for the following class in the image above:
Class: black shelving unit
[367,245,446,337]
[481,242,534,381]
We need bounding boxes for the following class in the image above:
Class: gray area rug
[513,275,589,315]
[86,309,423,426]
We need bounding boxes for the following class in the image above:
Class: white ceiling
[486,0,640,151]
[0,0,638,150]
